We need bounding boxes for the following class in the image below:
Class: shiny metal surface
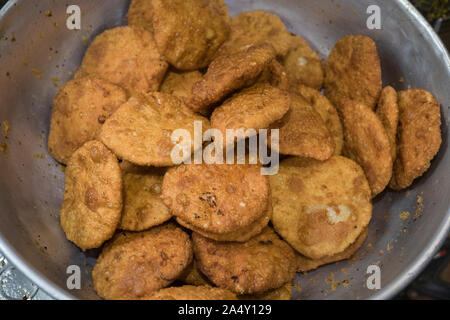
[0,0,449,300]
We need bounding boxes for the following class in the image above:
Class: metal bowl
[0,0,449,300]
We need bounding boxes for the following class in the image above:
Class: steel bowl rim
[0,0,449,300]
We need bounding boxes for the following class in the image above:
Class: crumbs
[33,153,46,159]
[32,68,42,79]
[2,120,9,138]
[414,194,424,220]
[325,272,350,291]
[400,211,410,220]
[0,142,8,153]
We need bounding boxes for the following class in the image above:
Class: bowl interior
[0,0,449,300]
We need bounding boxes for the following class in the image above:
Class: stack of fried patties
[47,0,442,300]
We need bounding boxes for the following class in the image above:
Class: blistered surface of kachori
[270,156,372,259]
[92,223,192,300]
[60,141,123,250]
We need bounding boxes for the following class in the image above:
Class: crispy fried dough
[376,86,399,163]
[340,100,392,197]
[325,35,382,110]
[295,85,343,155]
[193,227,296,295]
[211,83,291,137]
[127,0,154,32]
[92,223,192,300]
[270,156,372,259]
[48,76,127,164]
[240,283,292,300]
[296,227,368,272]
[257,60,291,91]
[217,10,291,57]
[100,92,210,166]
[187,43,276,115]
[119,161,171,231]
[269,93,335,160]
[390,89,442,190]
[60,141,122,250]
[282,35,324,90]
[152,0,231,70]
[162,163,269,234]
[77,26,168,94]
[144,285,237,300]
[160,70,203,101]
[176,198,272,242]
[178,260,211,286]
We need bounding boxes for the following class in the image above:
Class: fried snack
[295,85,343,155]
[269,93,335,160]
[257,60,291,91]
[296,227,368,272]
[176,198,272,242]
[282,35,324,90]
[92,223,193,300]
[178,260,211,286]
[77,26,168,94]
[217,10,292,57]
[325,35,382,110]
[376,86,399,163]
[60,141,122,250]
[340,100,392,197]
[143,285,237,300]
[270,156,372,259]
[187,43,276,115]
[193,228,296,295]
[127,0,154,32]
[240,283,292,300]
[211,83,291,138]
[100,92,210,166]
[119,161,171,231]
[151,0,231,70]
[162,163,269,234]
[48,76,127,164]
[160,70,203,101]
[390,89,442,190]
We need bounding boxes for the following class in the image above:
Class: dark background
[0,0,449,300]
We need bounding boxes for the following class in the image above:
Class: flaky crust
[160,70,203,101]
[60,141,122,250]
[376,86,399,163]
[325,35,382,110]
[176,198,272,242]
[240,283,292,300]
[177,260,211,286]
[188,43,276,115]
[77,26,168,94]
[295,85,343,155]
[211,83,291,138]
[143,285,237,300]
[162,163,269,234]
[269,93,335,160]
[296,227,368,272]
[48,76,127,164]
[217,10,291,57]
[282,35,324,90]
[92,223,193,300]
[270,156,372,259]
[119,162,171,231]
[390,89,442,190]
[100,92,210,166]
[341,100,392,197]
[127,0,154,32]
[193,227,296,295]
[152,0,231,70]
